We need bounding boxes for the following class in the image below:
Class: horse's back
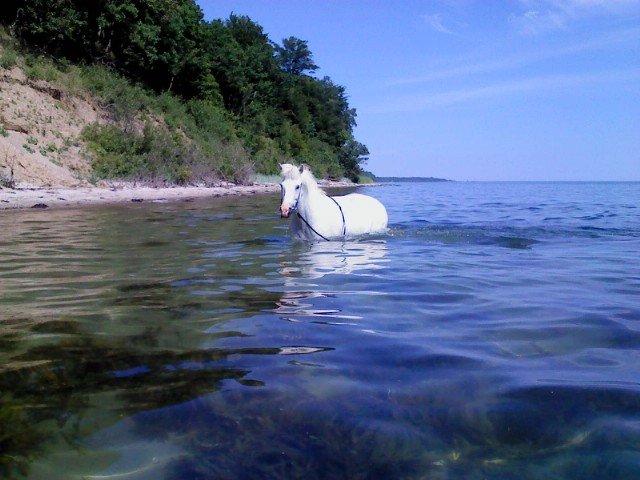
[334,193,388,234]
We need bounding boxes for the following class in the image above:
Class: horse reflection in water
[275,240,388,321]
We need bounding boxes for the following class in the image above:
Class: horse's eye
[295,185,300,190]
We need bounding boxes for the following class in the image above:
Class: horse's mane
[280,163,299,180]
[280,163,324,194]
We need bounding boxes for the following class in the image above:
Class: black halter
[296,195,346,241]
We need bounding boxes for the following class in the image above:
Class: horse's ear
[299,164,310,174]
[299,164,304,174]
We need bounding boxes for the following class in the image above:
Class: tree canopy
[276,37,318,75]
[1,1,368,180]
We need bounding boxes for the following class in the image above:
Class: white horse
[279,164,388,241]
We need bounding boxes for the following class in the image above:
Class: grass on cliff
[76,65,257,185]
[77,66,256,185]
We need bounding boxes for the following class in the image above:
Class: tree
[11,0,92,59]
[339,139,369,181]
[98,0,206,92]
[223,15,281,116]
[276,37,318,76]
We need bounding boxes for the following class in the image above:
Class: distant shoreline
[375,176,451,182]
[0,180,358,211]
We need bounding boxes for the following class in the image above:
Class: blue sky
[199,1,640,180]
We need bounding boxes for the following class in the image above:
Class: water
[1,182,639,480]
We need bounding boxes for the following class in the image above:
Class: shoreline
[0,180,359,211]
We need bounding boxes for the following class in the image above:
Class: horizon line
[372,177,640,182]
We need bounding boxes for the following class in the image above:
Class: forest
[0,0,369,183]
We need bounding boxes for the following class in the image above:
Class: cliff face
[0,62,108,188]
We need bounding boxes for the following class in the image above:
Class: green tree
[276,37,318,75]
[11,0,92,59]
[339,139,369,181]
[97,0,206,92]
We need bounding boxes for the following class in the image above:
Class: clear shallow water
[1,182,639,480]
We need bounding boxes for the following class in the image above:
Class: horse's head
[279,163,304,218]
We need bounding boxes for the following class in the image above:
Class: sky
[198,1,640,181]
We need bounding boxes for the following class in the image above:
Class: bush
[357,174,375,184]
[0,47,17,69]
[185,99,236,142]
[82,122,254,185]
[253,136,286,175]
[82,124,145,178]
[23,55,59,82]
[79,65,151,122]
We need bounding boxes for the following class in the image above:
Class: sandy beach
[0,180,357,211]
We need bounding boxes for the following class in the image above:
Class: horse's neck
[299,185,328,218]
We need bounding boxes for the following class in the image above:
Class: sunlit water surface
[1,182,639,479]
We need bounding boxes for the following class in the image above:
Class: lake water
[1,182,639,479]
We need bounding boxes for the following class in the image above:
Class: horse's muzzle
[280,205,291,218]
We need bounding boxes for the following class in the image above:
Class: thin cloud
[511,9,567,35]
[511,0,640,35]
[389,26,640,85]
[423,13,455,34]
[369,69,640,113]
